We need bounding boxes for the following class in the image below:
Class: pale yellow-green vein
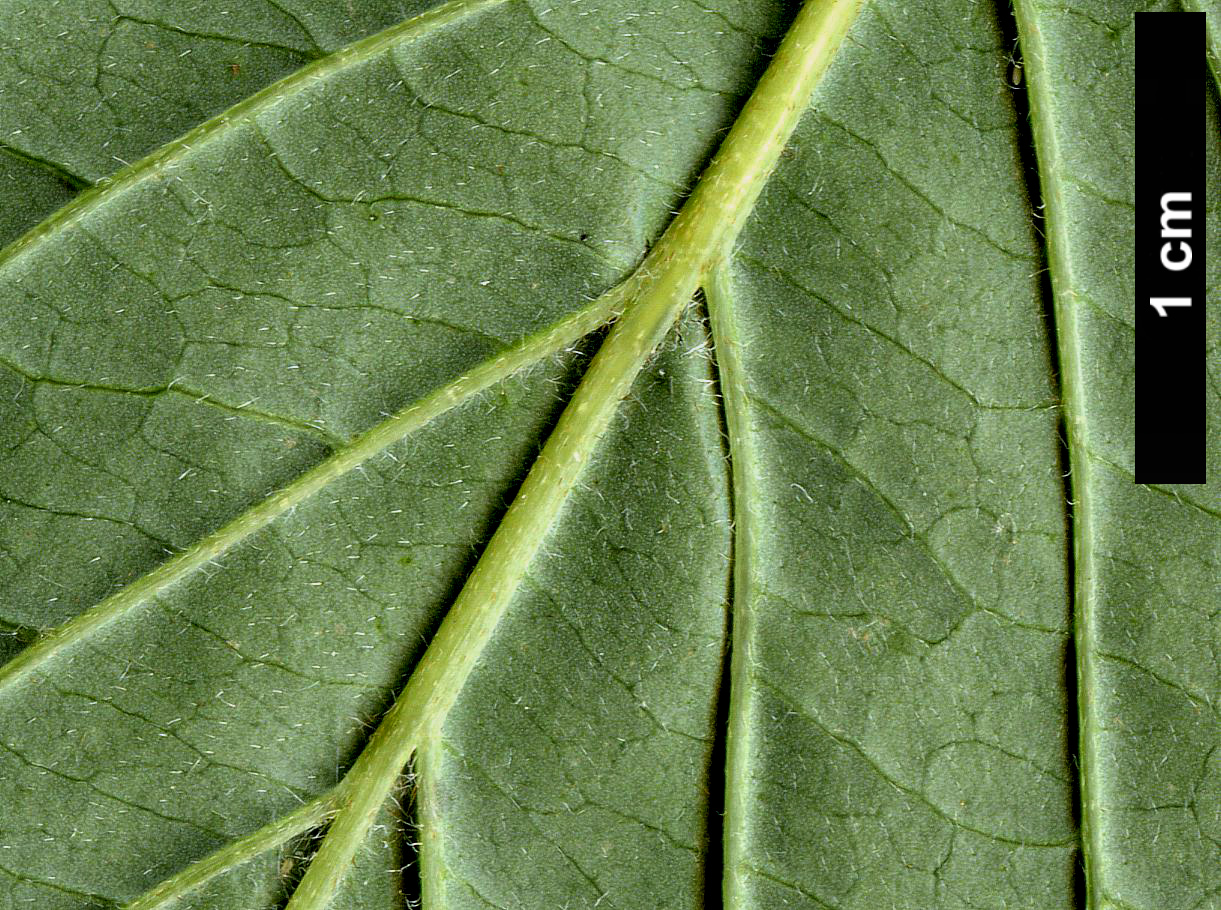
[0,0,508,269]
[704,259,764,910]
[282,1,865,907]
[0,288,625,696]
[1010,0,1099,904]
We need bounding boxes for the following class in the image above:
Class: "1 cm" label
[1149,191,1193,316]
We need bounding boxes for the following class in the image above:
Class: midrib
[284,3,865,905]
[0,0,867,906]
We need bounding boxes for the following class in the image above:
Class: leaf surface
[0,0,445,246]
[0,2,1215,910]
[1018,2,1221,907]
[713,4,1081,907]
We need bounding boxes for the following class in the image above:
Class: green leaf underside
[1018,3,1221,908]
[0,0,454,247]
[0,4,1215,910]
[718,6,1076,905]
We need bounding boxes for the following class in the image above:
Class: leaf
[0,3,1214,910]
[0,0,440,247]
[1020,3,1221,907]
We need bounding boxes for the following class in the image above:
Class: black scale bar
[1135,11,1207,484]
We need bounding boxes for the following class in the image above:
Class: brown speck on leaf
[229,63,241,76]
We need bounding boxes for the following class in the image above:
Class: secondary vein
[1010,0,1099,903]
[0,0,508,268]
[281,1,864,907]
[704,260,763,910]
[0,290,624,696]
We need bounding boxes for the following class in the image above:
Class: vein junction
[0,0,864,907]
[284,1,863,906]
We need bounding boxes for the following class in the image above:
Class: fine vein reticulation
[12,2,1205,908]
[284,1,864,905]
[0,0,523,696]
[0,1,863,907]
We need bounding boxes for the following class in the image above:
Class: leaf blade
[719,2,1078,906]
[0,2,1214,908]
[0,1,791,904]
[1015,2,1221,907]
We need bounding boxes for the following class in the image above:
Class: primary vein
[282,1,864,907]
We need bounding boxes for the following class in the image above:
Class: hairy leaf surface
[0,0,442,246]
[0,2,1215,909]
[1019,2,1221,906]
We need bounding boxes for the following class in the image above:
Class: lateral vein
[704,259,764,910]
[0,0,510,268]
[0,289,624,695]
